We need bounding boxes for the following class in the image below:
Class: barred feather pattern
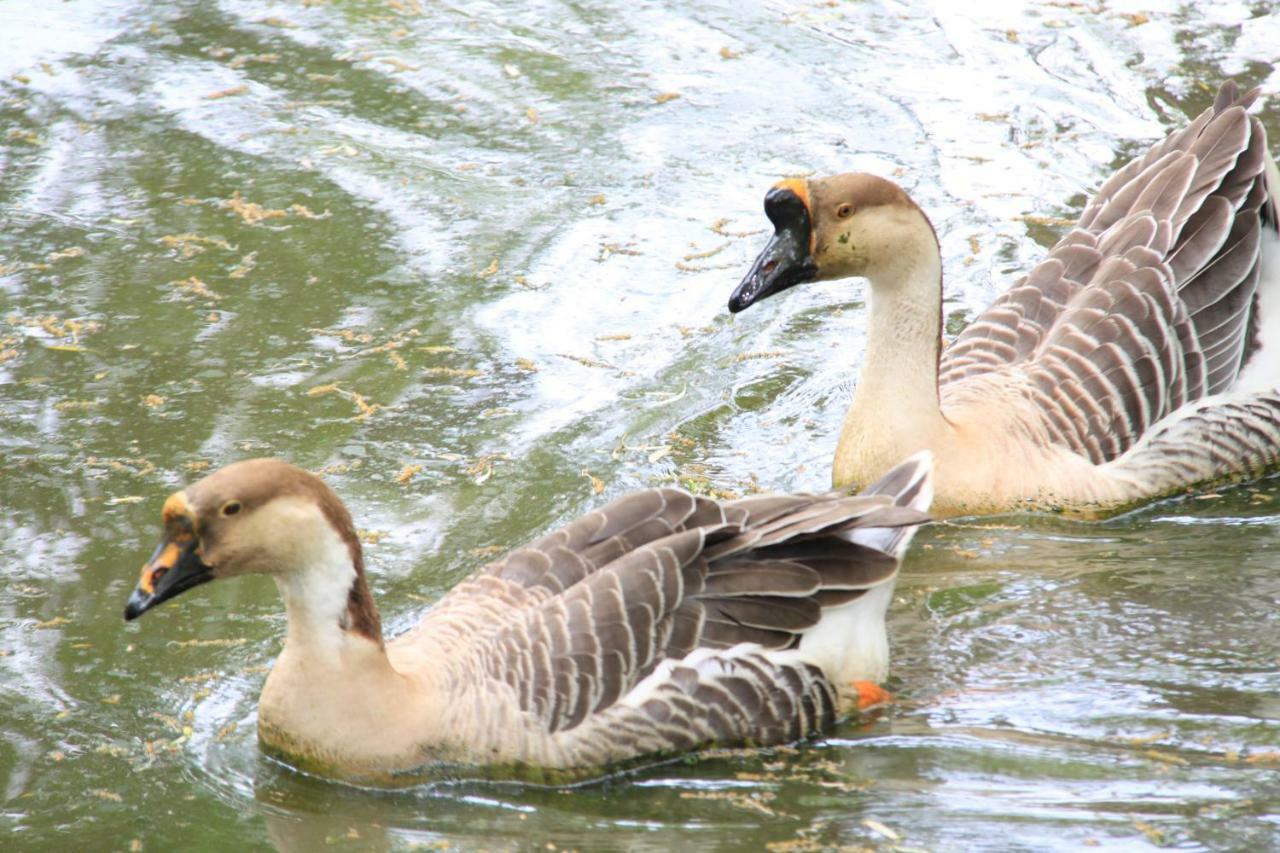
[414,454,931,768]
[1105,389,1280,498]
[939,82,1279,474]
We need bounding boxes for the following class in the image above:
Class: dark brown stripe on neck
[310,479,384,646]
[343,544,383,646]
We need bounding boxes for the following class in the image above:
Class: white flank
[1234,224,1280,392]
[797,583,895,685]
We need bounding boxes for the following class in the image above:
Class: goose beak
[728,185,817,313]
[123,531,214,621]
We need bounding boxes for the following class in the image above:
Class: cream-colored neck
[853,220,944,420]
[836,217,948,481]
[260,532,424,774]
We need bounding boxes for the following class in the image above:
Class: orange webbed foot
[851,680,893,711]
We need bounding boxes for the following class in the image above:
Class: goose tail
[798,452,933,686]
[846,450,934,557]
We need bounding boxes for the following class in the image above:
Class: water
[2,0,1279,849]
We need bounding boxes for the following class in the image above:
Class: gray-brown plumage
[124,453,932,783]
[729,81,1280,517]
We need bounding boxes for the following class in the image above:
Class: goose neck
[852,243,944,422]
[271,522,385,659]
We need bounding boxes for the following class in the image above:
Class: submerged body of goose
[123,455,931,783]
[729,81,1280,518]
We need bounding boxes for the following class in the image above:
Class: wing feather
[433,456,929,747]
[940,82,1274,463]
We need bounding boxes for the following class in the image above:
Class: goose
[122,453,931,784]
[728,81,1280,518]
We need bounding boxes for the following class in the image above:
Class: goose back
[405,457,931,768]
[939,82,1277,466]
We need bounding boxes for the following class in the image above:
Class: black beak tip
[727,276,766,313]
[123,590,151,622]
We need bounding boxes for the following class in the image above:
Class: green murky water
[2,1,1278,849]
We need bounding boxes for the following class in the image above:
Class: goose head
[123,459,377,639]
[728,173,936,312]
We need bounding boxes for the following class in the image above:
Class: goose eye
[220,500,242,517]
[836,203,854,219]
